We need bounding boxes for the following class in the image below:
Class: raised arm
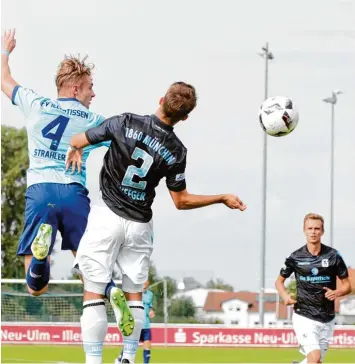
[169,188,246,211]
[166,153,246,211]
[1,29,18,99]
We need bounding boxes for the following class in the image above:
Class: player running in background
[275,213,351,364]
[1,29,108,297]
[115,280,155,364]
[66,81,247,364]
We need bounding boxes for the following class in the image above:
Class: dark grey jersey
[280,244,348,323]
[86,113,187,222]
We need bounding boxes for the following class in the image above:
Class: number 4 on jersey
[41,116,70,151]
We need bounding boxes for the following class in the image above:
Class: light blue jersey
[143,289,154,329]
[12,86,108,188]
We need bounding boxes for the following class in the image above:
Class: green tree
[169,296,196,318]
[206,277,233,291]
[1,126,29,278]
[183,276,203,290]
[151,276,177,318]
[148,261,159,285]
[286,277,297,300]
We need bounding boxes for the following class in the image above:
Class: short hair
[162,82,197,122]
[303,213,325,231]
[55,55,94,92]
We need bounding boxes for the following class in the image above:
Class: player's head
[303,213,324,244]
[159,82,197,124]
[55,55,95,109]
[143,280,150,291]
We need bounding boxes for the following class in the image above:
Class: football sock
[105,280,116,299]
[26,257,50,291]
[121,301,144,363]
[81,299,107,364]
[143,349,151,363]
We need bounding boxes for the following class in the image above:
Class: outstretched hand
[65,147,83,174]
[222,194,247,211]
[2,29,16,54]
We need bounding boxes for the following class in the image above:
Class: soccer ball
[258,96,299,137]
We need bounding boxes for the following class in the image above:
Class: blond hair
[55,55,94,92]
[303,213,325,231]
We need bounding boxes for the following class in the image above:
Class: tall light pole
[149,279,168,346]
[322,90,343,248]
[258,42,274,327]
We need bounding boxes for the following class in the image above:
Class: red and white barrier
[1,323,355,347]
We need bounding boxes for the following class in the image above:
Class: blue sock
[143,349,151,363]
[26,257,50,291]
[105,280,115,299]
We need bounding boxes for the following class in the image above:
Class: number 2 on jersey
[122,147,153,190]
[41,116,70,151]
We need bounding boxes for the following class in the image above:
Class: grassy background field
[2,345,355,363]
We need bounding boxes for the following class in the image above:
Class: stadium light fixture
[258,42,274,327]
[149,279,168,346]
[322,90,343,248]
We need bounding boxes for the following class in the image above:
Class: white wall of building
[175,289,355,327]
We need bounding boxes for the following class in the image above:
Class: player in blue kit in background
[1,29,108,296]
[140,280,155,364]
[115,280,155,364]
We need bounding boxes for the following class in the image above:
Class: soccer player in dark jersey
[66,82,247,364]
[275,213,351,364]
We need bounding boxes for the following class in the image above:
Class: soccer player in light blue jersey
[1,29,107,297]
[115,280,155,364]
[140,281,155,364]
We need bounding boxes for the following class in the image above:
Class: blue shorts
[140,328,152,342]
[17,183,90,256]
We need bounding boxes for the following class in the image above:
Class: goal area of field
[1,278,120,323]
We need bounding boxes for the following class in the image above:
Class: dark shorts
[140,328,152,342]
[17,183,90,256]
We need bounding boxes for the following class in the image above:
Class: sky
[1,0,355,291]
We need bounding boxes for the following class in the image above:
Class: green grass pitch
[2,345,355,363]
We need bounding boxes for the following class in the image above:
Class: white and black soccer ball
[258,96,299,137]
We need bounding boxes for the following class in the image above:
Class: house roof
[203,268,355,317]
[203,291,289,319]
[173,288,225,308]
